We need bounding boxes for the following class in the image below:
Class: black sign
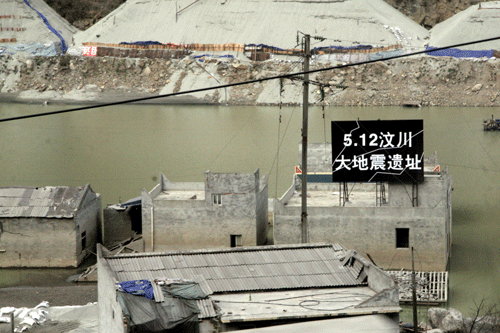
[331,119,424,183]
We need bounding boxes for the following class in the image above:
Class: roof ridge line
[103,243,340,259]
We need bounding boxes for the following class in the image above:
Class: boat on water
[483,115,500,131]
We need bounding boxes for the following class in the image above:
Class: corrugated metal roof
[0,186,86,218]
[104,244,367,294]
[197,298,218,319]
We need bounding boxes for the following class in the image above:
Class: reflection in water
[1,256,96,288]
[1,103,500,313]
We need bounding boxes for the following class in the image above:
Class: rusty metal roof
[0,186,86,218]
[104,244,367,294]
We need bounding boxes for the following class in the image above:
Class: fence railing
[386,270,448,304]
[82,41,403,57]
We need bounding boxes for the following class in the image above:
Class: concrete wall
[97,245,125,333]
[274,204,448,270]
[74,189,102,266]
[142,170,267,251]
[275,144,452,271]
[0,217,78,267]
[256,178,269,245]
[204,171,259,216]
[103,207,137,247]
[388,173,451,208]
[299,143,332,173]
[274,174,451,271]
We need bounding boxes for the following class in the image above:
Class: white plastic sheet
[0,301,50,333]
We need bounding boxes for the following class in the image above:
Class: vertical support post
[412,246,418,332]
[150,207,154,251]
[10,312,14,333]
[343,181,349,205]
[412,183,419,207]
[301,34,310,244]
[339,182,344,207]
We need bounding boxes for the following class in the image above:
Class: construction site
[0,0,500,106]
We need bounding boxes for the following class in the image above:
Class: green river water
[1,103,499,318]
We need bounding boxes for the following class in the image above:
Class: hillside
[2,0,498,107]
[384,0,480,29]
[45,0,480,31]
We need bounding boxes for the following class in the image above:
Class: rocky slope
[2,54,499,107]
[384,0,480,29]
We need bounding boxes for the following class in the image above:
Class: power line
[1,35,500,123]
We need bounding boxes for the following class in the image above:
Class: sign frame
[331,119,424,183]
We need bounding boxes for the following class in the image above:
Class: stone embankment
[1,53,499,107]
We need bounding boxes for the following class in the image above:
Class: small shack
[0,184,101,267]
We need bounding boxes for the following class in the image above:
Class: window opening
[81,230,87,249]
[213,194,222,206]
[396,228,409,248]
[230,234,242,247]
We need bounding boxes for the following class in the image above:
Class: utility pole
[412,247,418,332]
[301,34,310,244]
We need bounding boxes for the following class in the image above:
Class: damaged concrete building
[0,184,101,267]
[97,243,400,333]
[103,197,142,248]
[273,144,452,271]
[141,169,268,251]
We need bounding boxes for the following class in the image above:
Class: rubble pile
[388,270,447,303]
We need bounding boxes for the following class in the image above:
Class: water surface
[1,103,499,315]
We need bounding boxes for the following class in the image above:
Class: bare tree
[462,298,500,333]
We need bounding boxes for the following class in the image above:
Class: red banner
[82,46,97,57]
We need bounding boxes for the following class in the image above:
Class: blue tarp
[425,46,494,58]
[22,0,67,53]
[120,196,141,207]
[0,42,61,57]
[367,49,404,61]
[313,45,373,52]
[117,280,155,300]
[193,54,234,62]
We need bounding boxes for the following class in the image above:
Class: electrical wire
[1,36,500,123]
[267,104,300,192]
[265,63,304,196]
[207,110,255,166]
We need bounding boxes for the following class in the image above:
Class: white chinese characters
[334,154,421,171]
